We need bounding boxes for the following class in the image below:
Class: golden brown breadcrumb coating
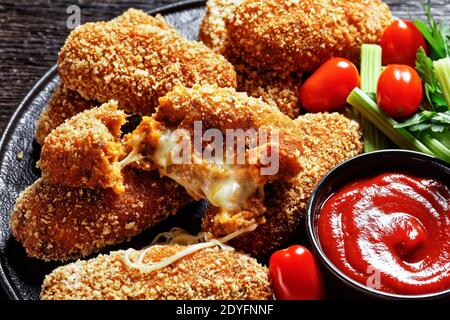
[123,85,303,236]
[38,84,302,200]
[128,119,268,236]
[58,8,236,115]
[112,8,171,28]
[203,113,364,256]
[227,0,392,72]
[155,85,303,181]
[10,169,192,262]
[36,84,98,145]
[41,245,272,300]
[199,0,241,55]
[235,63,300,119]
[199,0,300,118]
[38,101,127,193]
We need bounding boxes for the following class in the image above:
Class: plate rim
[0,0,206,300]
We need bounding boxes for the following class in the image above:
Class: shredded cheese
[118,134,145,168]
[149,227,208,246]
[121,124,262,211]
[123,224,258,272]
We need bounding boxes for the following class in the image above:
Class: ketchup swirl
[318,173,450,295]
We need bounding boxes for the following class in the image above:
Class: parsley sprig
[396,1,450,138]
[413,0,450,60]
[414,47,447,112]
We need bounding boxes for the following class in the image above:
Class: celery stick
[362,118,377,152]
[347,88,434,156]
[362,117,393,152]
[361,44,382,93]
[362,115,394,152]
[434,57,450,108]
[421,133,450,163]
[433,130,450,149]
[360,44,392,152]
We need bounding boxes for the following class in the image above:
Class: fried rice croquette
[199,0,300,118]
[202,113,364,256]
[235,63,300,119]
[199,0,241,55]
[125,85,303,236]
[58,8,236,115]
[40,245,272,300]
[208,0,392,73]
[38,101,127,193]
[10,169,192,261]
[154,85,303,181]
[36,84,98,145]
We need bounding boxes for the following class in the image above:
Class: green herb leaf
[410,123,432,131]
[414,0,450,60]
[415,47,447,111]
[394,111,434,128]
[431,110,450,123]
[395,110,450,133]
[430,124,446,132]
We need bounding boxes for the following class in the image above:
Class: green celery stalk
[421,133,450,163]
[360,44,392,152]
[362,118,377,152]
[433,57,450,108]
[361,44,382,93]
[347,88,435,156]
[433,130,450,149]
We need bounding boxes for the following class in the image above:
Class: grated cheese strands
[118,147,144,168]
[118,134,145,168]
[124,223,258,273]
[150,227,207,246]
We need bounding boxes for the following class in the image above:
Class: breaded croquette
[124,85,303,236]
[10,169,192,261]
[226,0,392,72]
[38,101,127,193]
[235,63,300,119]
[199,0,241,55]
[58,9,236,115]
[154,85,303,181]
[202,113,364,256]
[36,84,98,145]
[199,0,300,118]
[112,7,172,28]
[41,245,272,300]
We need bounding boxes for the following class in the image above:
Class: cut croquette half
[38,101,127,193]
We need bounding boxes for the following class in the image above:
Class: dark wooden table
[0,0,448,300]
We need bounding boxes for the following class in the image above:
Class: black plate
[0,0,441,300]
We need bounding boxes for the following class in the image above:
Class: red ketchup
[318,173,450,295]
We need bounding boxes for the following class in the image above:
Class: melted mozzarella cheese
[123,127,261,213]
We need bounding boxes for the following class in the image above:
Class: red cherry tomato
[380,19,427,67]
[269,245,326,300]
[377,65,423,118]
[300,58,360,113]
